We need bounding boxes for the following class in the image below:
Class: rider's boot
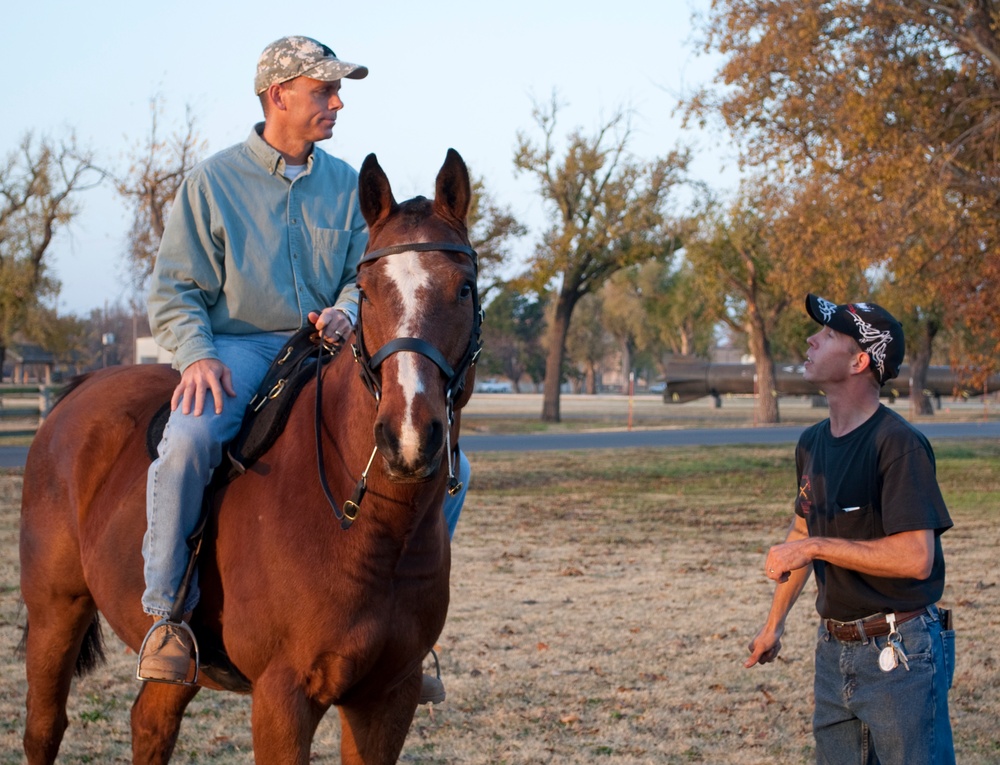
[137,612,198,684]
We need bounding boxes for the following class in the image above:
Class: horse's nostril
[426,421,444,455]
[373,421,399,454]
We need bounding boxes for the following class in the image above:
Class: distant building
[135,337,173,365]
[6,344,55,384]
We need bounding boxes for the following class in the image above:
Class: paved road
[0,446,29,468]
[2,420,996,467]
[459,420,1000,452]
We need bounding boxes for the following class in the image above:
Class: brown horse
[18,149,479,764]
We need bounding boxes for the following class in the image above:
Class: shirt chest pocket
[310,228,351,284]
[830,502,876,539]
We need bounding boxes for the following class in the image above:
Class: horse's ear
[433,148,472,227]
[359,153,398,228]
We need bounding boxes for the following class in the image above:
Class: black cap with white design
[805,294,905,385]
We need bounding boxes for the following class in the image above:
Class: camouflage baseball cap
[254,36,368,95]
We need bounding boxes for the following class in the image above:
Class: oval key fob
[879,645,898,672]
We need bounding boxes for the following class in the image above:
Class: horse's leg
[21,596,98,765]
[338,671,421,765]
[250,666,327,765]
[130,681,200,764]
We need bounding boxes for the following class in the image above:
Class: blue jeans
[142,331,469,616]
[143,333,291,616]
[445,449,470,540]
[813,606,955,765]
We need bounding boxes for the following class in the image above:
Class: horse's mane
[368,197,433,242]
[398,196,431,218]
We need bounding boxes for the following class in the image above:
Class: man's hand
[764,538,813,583]
[745,514,811,670]
[745,625,784,668]
[172,358,236,416]
[308,307,353,344]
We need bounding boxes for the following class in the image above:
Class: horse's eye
[459,283,473,300]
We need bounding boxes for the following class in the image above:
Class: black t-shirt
[794,404,953,621]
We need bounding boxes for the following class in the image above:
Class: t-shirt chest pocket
[830,502,876,539]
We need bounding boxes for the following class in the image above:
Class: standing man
[138,36,469,701]
[745,294,955,765]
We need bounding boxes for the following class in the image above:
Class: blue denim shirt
[148,123,367,372]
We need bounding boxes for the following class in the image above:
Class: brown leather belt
[824,608,927,642]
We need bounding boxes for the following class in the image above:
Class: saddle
[145,325,338,476]
[143,326,340,692]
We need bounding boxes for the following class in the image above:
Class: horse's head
[354,149,480,482]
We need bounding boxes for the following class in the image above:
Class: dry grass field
[1,435,998,763]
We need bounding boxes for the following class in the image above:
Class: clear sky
[3,0,735,316]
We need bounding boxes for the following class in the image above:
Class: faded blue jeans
[813,606,955,765]
[142,331,470,617]
[446,449,470,540]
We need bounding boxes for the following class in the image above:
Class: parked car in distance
[476,379,513,393]
[648,382,666,394]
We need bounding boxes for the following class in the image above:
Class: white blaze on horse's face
[383,250,435,463]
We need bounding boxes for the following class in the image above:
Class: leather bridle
[351,241,482,406]
[314,240,482,530]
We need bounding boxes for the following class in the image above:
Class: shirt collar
[247,122,316,177]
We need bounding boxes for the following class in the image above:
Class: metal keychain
[878,642,898,671]
[878,613,910,672]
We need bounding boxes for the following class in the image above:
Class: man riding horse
[139,35,469,699]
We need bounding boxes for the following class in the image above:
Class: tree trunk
[541,291,576,422]
[620,339,633,392]
[584,363,597,395]
[908,319,937,417]
[745,308,780,424]
[752,354,781,424]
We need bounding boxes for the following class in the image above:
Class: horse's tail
[17,608,107,677]
[74,614,107,675]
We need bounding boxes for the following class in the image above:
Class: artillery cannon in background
[660,357,1000,407]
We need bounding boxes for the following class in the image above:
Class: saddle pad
[146,403,172,461]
